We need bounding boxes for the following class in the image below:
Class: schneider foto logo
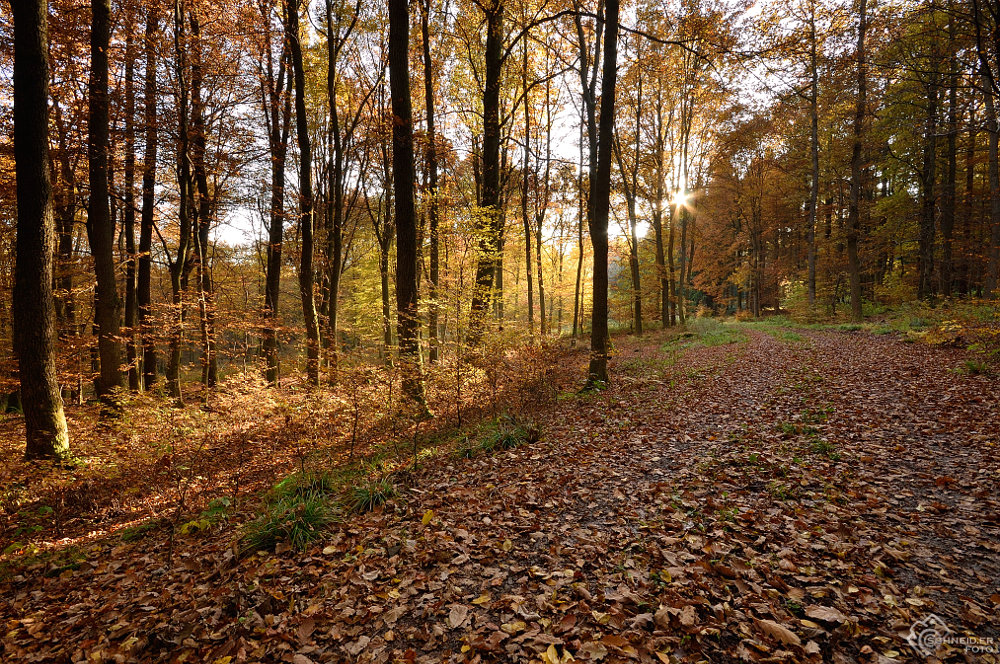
[906,614,997,657]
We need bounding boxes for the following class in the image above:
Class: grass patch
[120,519,161,542]
[351,478,396,513]
[457,414,541,458]
[240,489,337,555]
[663,318,748,353]
[240,471,342,555]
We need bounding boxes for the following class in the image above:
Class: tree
[587,0,621,387]
[286,0,321,386]
[10,0,71,458]
[846,0,867,322]
[138,6,159,390]
[258,0,292,385]
[388,0,428,406]
[88,0,123,399]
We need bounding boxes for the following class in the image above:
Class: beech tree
[10,0,71,458]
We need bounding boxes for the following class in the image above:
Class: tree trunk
[287,0,321,385]
[587,0,620,387]
[167,0,193,402]
[467,0,504,346]
[389,0,428,407]
[918,24,939,300]
[263,34,291,385]
[806,1,819,308]
[123,21,140,391]
[138,7,158,390]
[88,0,123,399]
[421,0,441,362]
[11,0,71,458]
[846,0,867,322]
[940,1,958,296]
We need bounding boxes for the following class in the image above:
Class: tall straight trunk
[652,86,669,327]
[974,0,1000,295]
[323,0,360,379]
[189,11,217,389]
[167,0,193,402]
[806,1,819,308]
[263,35,291,385]
[918,24,940,300]
[88,0,122,398]
[535,76,552,336]
[123,23,140,391]
[587,0,620,387]
[941,1,958,296]
[667,197,677,325]
[11,0,71,458]
[983,75,1000,295]
[846,0,867,322]
[287,0,321,385]
[521,35,534,335]
[421,0,441,362]
[53,105,78,402]
[572,118,584,338]
[615,51,643,335]
[138,8,158,390]
[467,0,504,345]
[389,0,427,406]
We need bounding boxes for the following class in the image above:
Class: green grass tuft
[240,489,337,554]
[351,478,396,513]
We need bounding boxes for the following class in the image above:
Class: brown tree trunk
[389,0,428,407]
[846,0,867,322]
[138,7,158,390]
[287,0,321,385]
[806,1,819,308]
[11,0,71,458]
[123,20,140,391]
[421,0,441,361]
[88,0,123,399]
[587,0,620,387]
[262,26,291,385]
[467,0,505,346]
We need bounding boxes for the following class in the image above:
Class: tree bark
[262,21,291,385]
[422,0,441,361]
[806,0,819,308]
[587,0,620,387]
[287,0,321,385]
[466,0,505,345]
[11,0,71,458]
[846,0,867,322]
[88,0,123,399]
[389,0,428,406]
[123,20,140,391]
[138,7,158,390]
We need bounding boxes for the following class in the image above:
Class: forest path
[3,325,998,664]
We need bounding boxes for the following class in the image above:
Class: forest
[1,0,999,661]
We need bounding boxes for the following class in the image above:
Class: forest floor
[2,320,999,664]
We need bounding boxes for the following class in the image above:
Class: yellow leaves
[471,593,491,605]
[542,644,576,664]
[421,509,434,525]
[501,538,513,552]
[500,620,526,634]
[211,658,233,664]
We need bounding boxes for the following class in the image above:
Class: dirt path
[3,326,998,664]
